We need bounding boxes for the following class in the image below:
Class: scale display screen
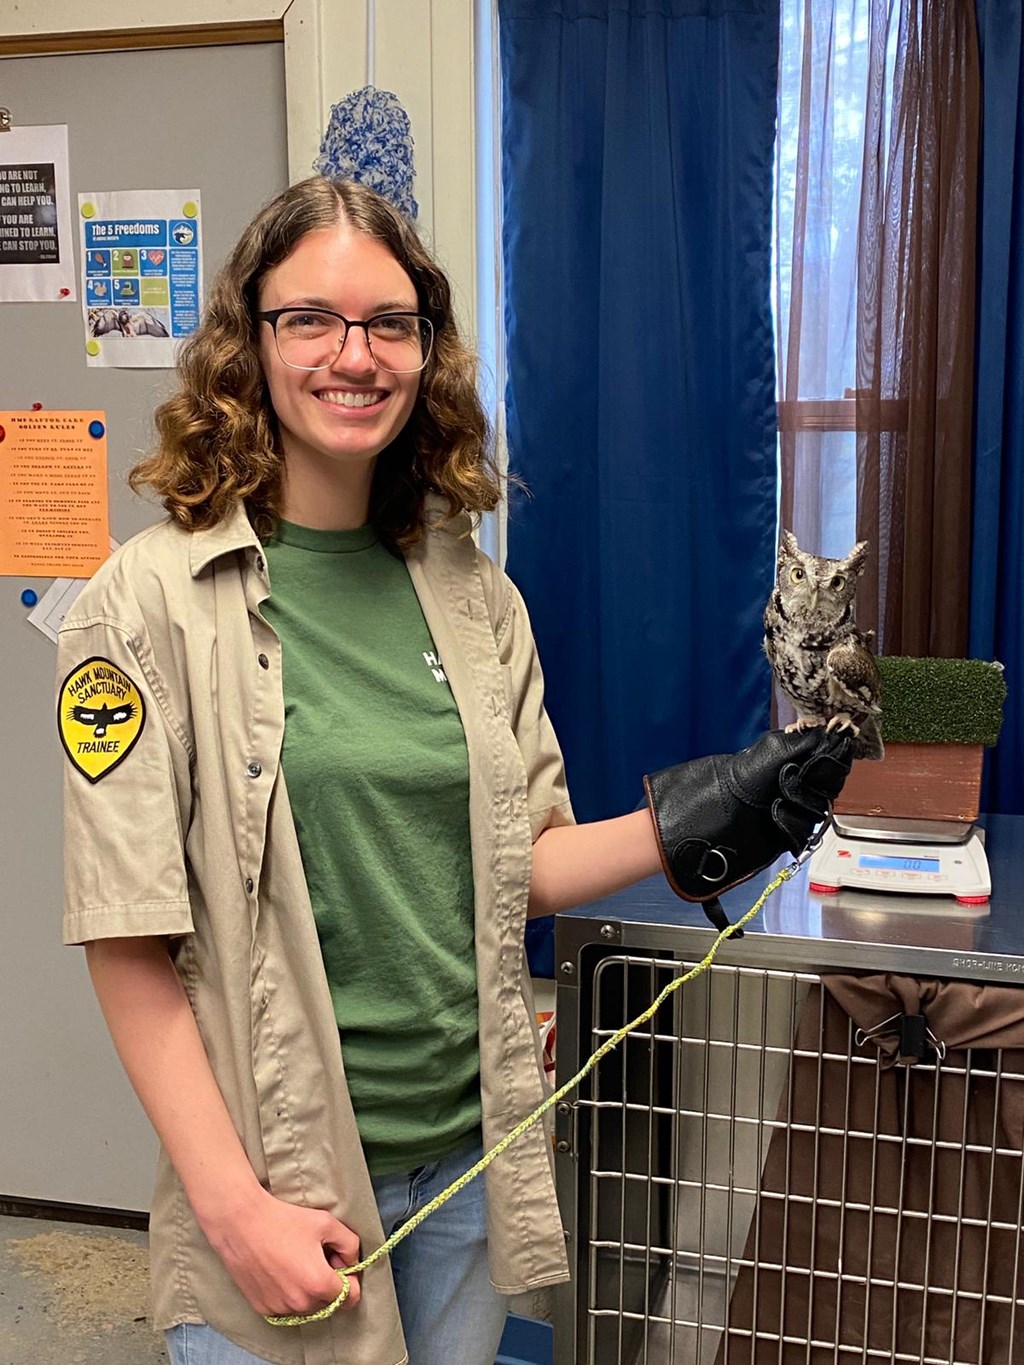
[858,854,941,873]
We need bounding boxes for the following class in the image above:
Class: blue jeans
[164,1140,508,1365]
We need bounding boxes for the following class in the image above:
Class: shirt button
[244,877,254,894]
[247,761,262,778]
[257,653,270,669]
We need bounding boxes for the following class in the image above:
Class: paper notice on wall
[0,124,76,302]
[79,188,202,368]
[27,536,120,643]
[0,410,110,576]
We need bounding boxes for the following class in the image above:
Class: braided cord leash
[267,860,799,1328]
[267,862,797,1327]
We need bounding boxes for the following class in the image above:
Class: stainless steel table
[552,814,1024,1365]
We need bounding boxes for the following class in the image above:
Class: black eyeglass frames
[256,307,434,374]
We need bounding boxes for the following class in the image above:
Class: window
[773,1,900,556]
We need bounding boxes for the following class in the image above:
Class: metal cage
[552,917,1024,1365]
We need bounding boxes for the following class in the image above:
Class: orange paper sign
[0,410,110,576]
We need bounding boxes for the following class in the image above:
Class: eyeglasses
[257,307,435,374]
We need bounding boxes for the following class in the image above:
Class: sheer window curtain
[776,1,877,558]
[777,0,980,656]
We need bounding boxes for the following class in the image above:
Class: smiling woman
[64,174,565,1365]
[252,224,425,528]
[129,175,499,549]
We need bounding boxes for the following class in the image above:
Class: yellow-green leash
[266,861,798,1328]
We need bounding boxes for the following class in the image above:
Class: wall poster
[0,124,76,303]
[78,188,202,368]
[0,410,109,577]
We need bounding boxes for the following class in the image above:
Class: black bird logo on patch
[68,702,138,738]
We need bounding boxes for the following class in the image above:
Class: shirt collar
[187,495,474,577]
[189,501,261,577]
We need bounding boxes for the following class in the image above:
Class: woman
[59,176,849,1365]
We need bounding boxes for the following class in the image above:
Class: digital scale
[808,814,991,906]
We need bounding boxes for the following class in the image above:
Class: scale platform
[808,814,991,905]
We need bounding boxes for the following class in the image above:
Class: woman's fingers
[321,1214,362,1309]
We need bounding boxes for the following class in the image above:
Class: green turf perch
[876,657,1007,746]
[837,658,1007,822]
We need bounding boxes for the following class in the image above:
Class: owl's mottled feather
[764,531,884,760]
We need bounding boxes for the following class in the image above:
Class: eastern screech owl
[763,531,884,760]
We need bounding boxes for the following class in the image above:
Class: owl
[763,531,884,760]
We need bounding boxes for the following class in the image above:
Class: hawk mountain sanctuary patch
[58,656,146,783]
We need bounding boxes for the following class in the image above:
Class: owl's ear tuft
[848,540,869,575]
[779,529,800,558]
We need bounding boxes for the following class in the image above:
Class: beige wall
[0,0,479,336]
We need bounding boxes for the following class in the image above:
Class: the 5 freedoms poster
[78,189,203,368]
[0,124,76,303]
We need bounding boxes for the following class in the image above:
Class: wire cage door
[554,948,1024,1365]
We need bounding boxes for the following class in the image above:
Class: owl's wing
[827,642,884,760]
[762,596,782,668]
[826,641,882,716]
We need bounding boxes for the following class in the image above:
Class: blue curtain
[970,0,1024,815]
[500,0,780,972]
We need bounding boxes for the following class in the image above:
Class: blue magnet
[21,589,38,607]
[88,419,105,438]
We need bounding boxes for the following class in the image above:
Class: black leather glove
[644,728,853,909]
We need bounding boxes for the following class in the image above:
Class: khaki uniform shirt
[59,500,573,1365]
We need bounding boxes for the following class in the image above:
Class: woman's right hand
[201,1185,362,1318]
[83,938,362,1322]
[84,938,361,1321]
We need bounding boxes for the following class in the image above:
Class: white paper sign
[27,537,121,643]
[79,188,202,368]
[0,124,76,303]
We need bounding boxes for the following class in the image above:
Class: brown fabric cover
[855,0,980,655]
[718,975,1024,1363]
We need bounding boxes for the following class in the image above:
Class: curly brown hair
[129,176,500,549]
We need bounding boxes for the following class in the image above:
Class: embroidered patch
[58,656,146,783]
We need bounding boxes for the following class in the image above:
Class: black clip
[856,1010,946,1066]
[897,1012,944,1066]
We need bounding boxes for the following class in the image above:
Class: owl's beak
[808,589,818,611]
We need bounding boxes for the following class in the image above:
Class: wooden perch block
[835,743,984,823]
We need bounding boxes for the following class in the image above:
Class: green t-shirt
[263,520,481,1174]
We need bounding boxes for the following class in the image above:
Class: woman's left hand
[644,727,853,902]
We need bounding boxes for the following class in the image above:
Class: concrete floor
[0,1213,555,1364]
[0,1215,167,1364]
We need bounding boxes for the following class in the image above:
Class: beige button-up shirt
[59,500,573,1364]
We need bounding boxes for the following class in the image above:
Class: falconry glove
[644,728,853,906]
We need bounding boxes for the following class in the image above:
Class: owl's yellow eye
[790,567,805,584]
[830,574,846,590]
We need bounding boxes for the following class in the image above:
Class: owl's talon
[826,714,861,736]
[785,717,825,734]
